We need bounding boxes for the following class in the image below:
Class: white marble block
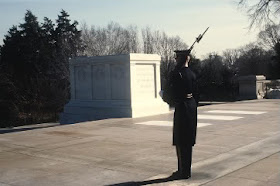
[60,53,169,124]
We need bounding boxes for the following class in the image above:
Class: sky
[0,0,261,59]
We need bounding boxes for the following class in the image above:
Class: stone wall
[238,75,280,100]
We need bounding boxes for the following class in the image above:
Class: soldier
[169,50,198,179]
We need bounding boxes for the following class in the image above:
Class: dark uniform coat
[170,67,198,147]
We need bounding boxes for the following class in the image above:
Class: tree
[258,24,280,49]
[141,27,187,59]
[195,53,239,101]
[55,10,83,78]
[0,73,19,127]
[222,49,241,75]
[0,10,43,126]
[237,1,280,79]
[200,53,225,86]
[1,11,42,99]
[271,41,280,79]
[141,27,188,89]
[81,22,140,56]
[257,23,280,78]
[0,10,83,127]
[274,42,280,65]
[238,0,280,28]
[235,43,273,76]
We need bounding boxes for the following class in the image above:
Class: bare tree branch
[238,0,280,29]
[258,23,280,50]
[81,22,140,56]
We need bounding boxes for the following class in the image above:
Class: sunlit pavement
[0,99,279,186]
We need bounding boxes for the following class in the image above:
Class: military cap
[174,49,191,57]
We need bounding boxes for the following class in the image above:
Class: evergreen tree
[55,10,83,77]
[53,10,83,104]
[0,25,22,127]
[0,10,83,127]
[1,11,43,98]
[40,17,56,76]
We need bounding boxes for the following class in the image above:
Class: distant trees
[258,24,280,49]
[141,27,187,57]
[257,24,280,78]
[191,53,237,101]
[235,44,273,76]
[0,10,83,127]
[81,22,188,58]
[238,1,280,79]
[194,39,280,101]
[81,22,140,56]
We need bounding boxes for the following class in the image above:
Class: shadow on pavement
[107,172,211,186]
[0,124,59,134]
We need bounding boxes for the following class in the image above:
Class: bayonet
[189,27,209,51]
[174,27,209,56]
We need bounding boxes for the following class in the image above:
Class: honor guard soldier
[169,49,199,179]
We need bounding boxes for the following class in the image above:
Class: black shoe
[169,171,181,180]
[180,174,191,179]
[169,171,191,180]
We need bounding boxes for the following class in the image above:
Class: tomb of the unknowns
[60,53,169,124]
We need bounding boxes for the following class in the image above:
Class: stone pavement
[0,99,279,186]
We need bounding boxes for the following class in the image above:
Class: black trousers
[176,145,192,176]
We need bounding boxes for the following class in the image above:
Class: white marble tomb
[60,53,170,124]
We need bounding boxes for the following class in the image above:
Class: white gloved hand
[159,90,164,98]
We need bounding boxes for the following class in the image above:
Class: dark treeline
[0,10,279,127]
[0,10,83,127]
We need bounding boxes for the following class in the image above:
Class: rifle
[174,27,209,55]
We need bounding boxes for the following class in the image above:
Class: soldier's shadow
[107,172,211,186]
